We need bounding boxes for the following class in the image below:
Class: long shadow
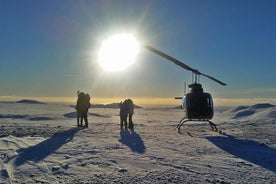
[14,127,81,166]
[119,130,146,154]
[0,114,28,119]
[206,133,276,172]
[63,111,110,118]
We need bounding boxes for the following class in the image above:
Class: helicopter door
[205,93,214,119]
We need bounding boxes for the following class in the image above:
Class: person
[119,100,128,129]
[83,93,91,127]
[127,99,134,129]
[76,91,85,127]
[75,91,90,127]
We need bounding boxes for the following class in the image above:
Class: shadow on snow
[206,133,276,172]
[14,128,80,167]
[63,111,110,118]
[119,130,146,154]
[0,114,28,119]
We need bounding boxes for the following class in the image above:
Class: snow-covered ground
[0,101,275,183]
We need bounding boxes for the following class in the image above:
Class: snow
[0,102,275,183]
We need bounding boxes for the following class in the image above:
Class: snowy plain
[0,101,275,184]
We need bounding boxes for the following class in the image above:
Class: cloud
[228,88,276,97]
[214,98,276,106]
[1,96,275,107]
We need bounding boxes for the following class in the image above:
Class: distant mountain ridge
[16,99,46,104]
[92,103,142,109]
[70,103,142,109]
[224,103,275,119]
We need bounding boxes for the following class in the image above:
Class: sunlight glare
[98,33,139,71]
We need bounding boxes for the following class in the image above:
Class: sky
[0,0,275,106]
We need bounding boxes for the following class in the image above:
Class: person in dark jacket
[75,91,90,127]
[119,100,128,129]
[127,99,134,130]
[83,93,91,127]
[76,91,85,127]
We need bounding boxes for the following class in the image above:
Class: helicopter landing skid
[176,117,218,133]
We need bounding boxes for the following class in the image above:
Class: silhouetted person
[127,99,134,130]
[83,93,91,127]
[76,91,84,127]
[75,91,90,127]
[119,100,128,129]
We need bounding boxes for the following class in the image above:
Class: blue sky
[0,0,275,106]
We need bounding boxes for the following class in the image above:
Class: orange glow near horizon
[0,96,179,107]
[1,96,276,107]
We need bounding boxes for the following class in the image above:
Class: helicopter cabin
[182,84,214,120]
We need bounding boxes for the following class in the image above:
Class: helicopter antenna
[144,45,226,86]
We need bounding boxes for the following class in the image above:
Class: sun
[98,33,139,71]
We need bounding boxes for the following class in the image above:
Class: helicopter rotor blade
[144,45,226,86]
[201,73,226,86]
[144,45,197,73]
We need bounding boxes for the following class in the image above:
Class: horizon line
[0,95,275,107]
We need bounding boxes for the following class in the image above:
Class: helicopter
[144,45,226,133]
